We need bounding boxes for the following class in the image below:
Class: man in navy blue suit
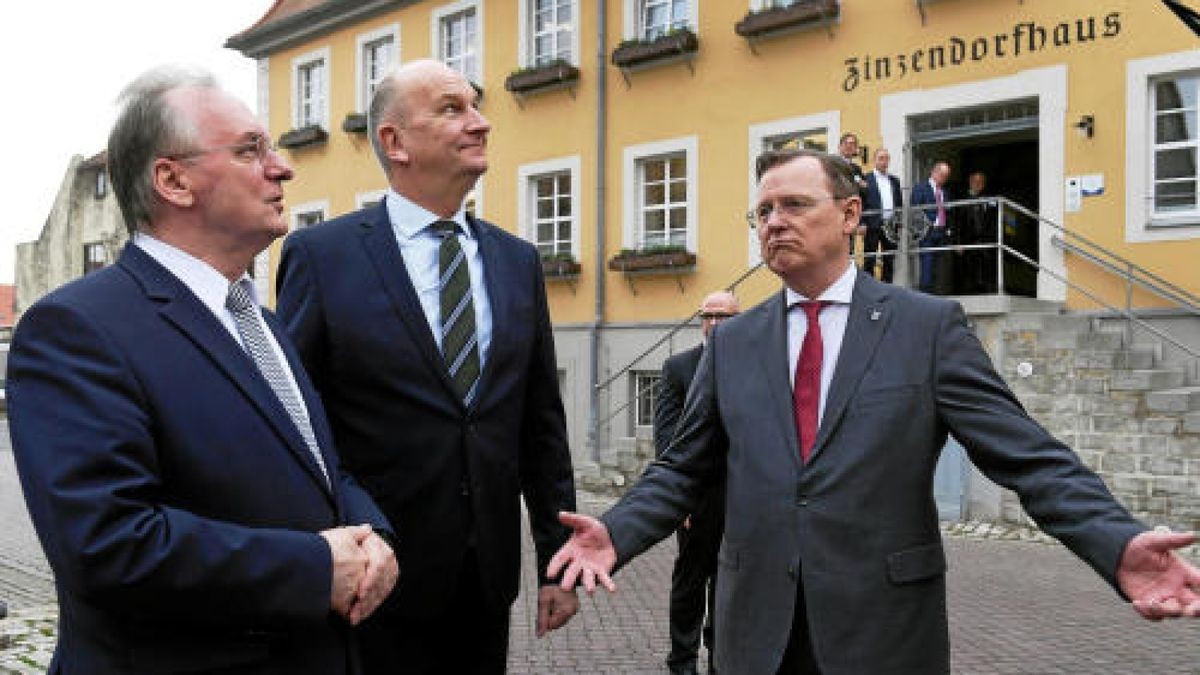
[911,161,953,294]
[8,66,397,674]
[276,59,579,674]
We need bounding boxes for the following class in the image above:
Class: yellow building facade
[229,0,1200,460]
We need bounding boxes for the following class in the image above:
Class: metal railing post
[1125,262,1135,347]
[996,199,1005,295]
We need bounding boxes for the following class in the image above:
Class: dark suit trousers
[861,225,897,283]
[667,493,723,670]
[357,552,509,675]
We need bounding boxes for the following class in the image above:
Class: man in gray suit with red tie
[549,148,1200,674]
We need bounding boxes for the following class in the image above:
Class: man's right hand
[546,512,618,595]
[320,524,371,620]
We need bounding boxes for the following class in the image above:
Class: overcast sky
[0,1,275,284]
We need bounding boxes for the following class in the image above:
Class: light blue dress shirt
[385,189,492,368]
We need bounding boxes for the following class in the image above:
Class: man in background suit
[956,171,999,294]
[276,59,578,674]
[8,66,396,675]
[911,161,953,294]
[836,133,868,255]
[862,148,902,283]
[549,149,1199,674]
[657,291,741,675]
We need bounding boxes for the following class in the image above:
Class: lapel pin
[870,309,881,321]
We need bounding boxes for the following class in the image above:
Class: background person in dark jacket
[656,290,740,675]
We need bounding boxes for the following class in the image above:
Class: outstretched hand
[546,511,618,595]
[1116,529,1200,620]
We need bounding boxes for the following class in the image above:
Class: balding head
[700,291,740,339]
[368,59,459,170]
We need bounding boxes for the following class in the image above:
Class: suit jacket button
[460,479,470,497]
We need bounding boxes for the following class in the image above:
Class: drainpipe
[587,0,608,461]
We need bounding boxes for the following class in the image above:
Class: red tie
[793,301,829,463]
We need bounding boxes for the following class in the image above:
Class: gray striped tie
[226,280,330,486]
[432,220,481,406]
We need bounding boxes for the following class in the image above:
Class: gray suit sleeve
[932,302,1144,590]
[602,340,726,569]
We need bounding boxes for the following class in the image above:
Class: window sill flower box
[611,29,699,70]
[342,112,367,134]
[278,125,329,150]
[542,255,582,278]
[734,0,839,40]
[505,61,580,96]
[607,247,696,273]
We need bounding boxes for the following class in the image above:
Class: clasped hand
[321,524,399,625]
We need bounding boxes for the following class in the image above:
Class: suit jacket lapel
[469,215,506,413]
[754,291,802,470]
[358,207,463,405]
[120,245,334,498]
[809,271,892,462]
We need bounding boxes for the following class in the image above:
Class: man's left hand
[535,585,579,637]
[348,530,400,626]
[1116,529,1200,620]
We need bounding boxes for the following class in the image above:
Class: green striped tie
[433,220,481,405]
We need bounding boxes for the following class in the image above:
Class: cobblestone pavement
[3,422,1197,673]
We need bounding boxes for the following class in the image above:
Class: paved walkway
[2,423,1197,673]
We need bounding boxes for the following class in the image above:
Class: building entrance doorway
[909,99,1041,297]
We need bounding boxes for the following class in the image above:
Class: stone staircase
[575,429,656,496]
[1000,313,1200,532]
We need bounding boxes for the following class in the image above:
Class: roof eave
[225,0,415,59]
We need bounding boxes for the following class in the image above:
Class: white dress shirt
[133,233,311,414]
[385,189,493,366]
[873,169,895,218]
[786,262,858,425]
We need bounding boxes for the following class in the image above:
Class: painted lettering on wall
[843,12,1122,93]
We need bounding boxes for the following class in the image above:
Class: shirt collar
[133,232,255,309]
[785,262,858,307]
[386,188,471,241]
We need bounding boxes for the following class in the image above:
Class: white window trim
[622,0,698,41]
[291,199,330,231]
[356,189,389,210]
[622,135,699,252]
[1126,49,1200,242]
[517,155,583,260]
[880,64,1067,301]
[746,111,841,266]
[255,57,270,126]
[517,0,580,68]
[355,23,401,114]
[290,47,331,130]
[631,370,661,429]
[431,0,485,84]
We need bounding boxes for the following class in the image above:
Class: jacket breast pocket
[886,542,946,585]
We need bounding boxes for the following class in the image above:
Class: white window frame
[356,24,401,114]
[631,370,662,429]
[1127,49,1200,242]
[432,0,484,84]
[291,47,331,130]
[750,0,807,10]
[623,136,698,253]
[356,189,388,210]
[622,0,697,41]
[291,200,330,231]
[518,0,580,68]
[517,155,582,260]
[746,112,841,266]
